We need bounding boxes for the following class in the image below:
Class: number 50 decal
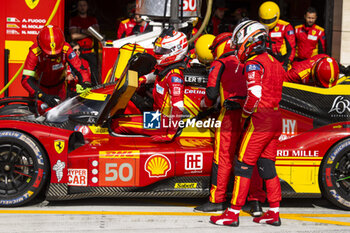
[99,158,136,186]
[105,163,133,182]
[182,0,196,11]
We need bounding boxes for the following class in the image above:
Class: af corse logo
[143,110,161,129]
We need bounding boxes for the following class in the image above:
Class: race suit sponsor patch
[246,64,261,72]
[171,76,183,84]
[69,51,77,59]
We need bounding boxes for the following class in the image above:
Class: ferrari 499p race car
[0,51,349,211]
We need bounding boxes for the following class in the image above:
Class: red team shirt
[295,24,326,60]
[268,19,296,66]
[69,15,98,53]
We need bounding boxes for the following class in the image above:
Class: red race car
[0,58,349,211]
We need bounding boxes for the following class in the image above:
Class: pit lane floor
[0,197,349,233]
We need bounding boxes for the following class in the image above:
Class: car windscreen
[44,92,109,123]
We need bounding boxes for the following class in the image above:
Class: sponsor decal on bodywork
[54,139,65,154]
[68,169,87,186]
[53,160,65,182]
[145,154,171,178]
[277,150,319,157]
[174,183,197,189]
[185,153,203,171]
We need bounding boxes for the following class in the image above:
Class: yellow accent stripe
[283,80,350,95]
[22,69,36,77]
[282,216,350,226]
[48,26,56,55]
[209,184,217,203]
[231,176,241,205]
[79,91,108,101]
[238,118,254,162]
[119,123,143,129]
[329,59,335,88]
[213,109,226,163]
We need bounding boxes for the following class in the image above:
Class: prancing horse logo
[25,0,40,10]
[54,139,65,154]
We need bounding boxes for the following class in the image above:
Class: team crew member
[294,7,326,61]
[285,54,339,87]
[66,41,92,96]
[210,20,285,227]
[259,1,296,70]
[69,0,100,85]
[112,29,188,142]
[194,33,246,212]
[22,25,90,107]
[132,15,153,35]
[117,8,136,39]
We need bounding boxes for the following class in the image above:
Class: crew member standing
[210,20,285,227]
[69,0,100,85]
[117,7,136,39]
[294,7,326,61]
[194,33,247,212]
[259,1,296,70]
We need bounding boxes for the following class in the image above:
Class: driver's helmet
[311,56,339,88]
[231,20,268,62]
[195,34,215,64]
[37,25,65,56]
[209,32,233,60]
[153,29,188,66]
[258,1,280,29]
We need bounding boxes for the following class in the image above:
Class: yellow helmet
[258,1,280,29]
[195,34,215,64]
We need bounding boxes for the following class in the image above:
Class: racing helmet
[195,34,215,64]
[209,32,233,60]
[311,56,339,88]
[231,20,268,62]
[153,29,188,66]
[37,25,65,56]
[258,1,280,29]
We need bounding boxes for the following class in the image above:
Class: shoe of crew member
[210,208,239,226]
[194,201,226,212]
[253,209,281,226]
[249,200,263,217]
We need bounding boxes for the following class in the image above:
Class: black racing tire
[0,130,49,207]
[319,138,350,210]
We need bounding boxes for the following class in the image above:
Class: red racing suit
[230,52,285,210]
[112,67,185,140]
[69,15,98,54]
[268,19,296,69]
[66,56,91,95]
[117,18,136,39]
[22,42,90,100]
[201,54,246,203]
[285,54,328,85]
[295,24,326,61]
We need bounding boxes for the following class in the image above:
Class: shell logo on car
[145,154,171,178]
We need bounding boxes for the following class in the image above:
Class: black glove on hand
[38,92,60,107]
